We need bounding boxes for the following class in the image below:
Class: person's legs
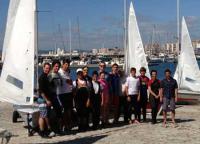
[141,99,147,122]
[162,97,169,127]
[170,98,176,126]
[150,96,156,123]
[38,105,50,137]
[113,96,119,123]
[127,96,133,123]
[92,96,101,129]
[132,95,140,123]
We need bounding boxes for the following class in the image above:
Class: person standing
[138,67,149,122]
[116,70,128,123]
[98,71,110,127]
[73,68,90,131]
[98,61,109,81]
[58,59,73,132]
[38,63,55,138]
[109,63,120,123]
[91,71,102,129]
[48,60,63,134]
[125,67,141,124]
[160,69,178,127]
[148,70,160,124]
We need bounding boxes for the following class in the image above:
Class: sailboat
[0,0,37,105]
[125,2,150,77]
[174,17,200,97]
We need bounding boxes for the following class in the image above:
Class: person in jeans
[160,69,178,127]
[125,67,141,124]
[138,67,149,122]
[148,70,160,124]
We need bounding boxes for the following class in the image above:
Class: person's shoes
[39,131,51,139]
[48,131,56,137]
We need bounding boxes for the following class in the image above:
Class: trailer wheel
[12,111,20,123]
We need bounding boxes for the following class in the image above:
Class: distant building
[92,49,98,55]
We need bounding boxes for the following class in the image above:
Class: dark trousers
[116,96,128,122]
[140,98,147,121]
[149,96,160,123]
[127,95,141,121]
[91,95,101,128]
[76,107,89,131]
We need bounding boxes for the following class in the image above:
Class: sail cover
[174,17,200,93]
[125,2,150,77]
[0,0,36,105]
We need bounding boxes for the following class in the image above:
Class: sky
[0,0,200,51]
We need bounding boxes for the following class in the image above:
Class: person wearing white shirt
[125,67,141,124]
[58,59,73,132]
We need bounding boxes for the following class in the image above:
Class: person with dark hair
[138,67,149,122]
[125,67,141,124]
[98,61,109,81]
[148,70,160,124]
[91,71,102,129]
[48,60,63,134]
[98,71,110,127]
[160,69,178,128]
[73,68,90,131]
[58,59,73,132]
[82,66,94,129]
[38,63,55,138]
[109,63,121,124]
[116,70,128,123]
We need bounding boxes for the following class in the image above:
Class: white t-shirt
[58,68,72,94]
[125,75,140,95]
[92,81,100,94]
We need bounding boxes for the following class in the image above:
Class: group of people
[38,60,178,138]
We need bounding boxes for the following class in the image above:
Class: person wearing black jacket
[91,71,102,129]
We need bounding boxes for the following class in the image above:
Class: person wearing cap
[73,68,90,131]
[138,67,149,122]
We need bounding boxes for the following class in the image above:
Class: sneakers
[39,131,51,139]
[48,131,56,137]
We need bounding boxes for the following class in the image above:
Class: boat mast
[123,0,127,73]
[177,0,181,87]
[177,0,180,55]
[69,20,72,60]
[35,0,39,90]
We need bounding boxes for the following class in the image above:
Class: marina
[0,0,200,143]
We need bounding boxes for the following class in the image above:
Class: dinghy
[0,0,39,136]
[124,2,150,77]
[174,17,200,100]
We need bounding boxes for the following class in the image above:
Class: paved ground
[0,102,200,144]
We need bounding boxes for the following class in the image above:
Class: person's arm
[148,86,158,98]
[175,88,178,102]
[137,79,140,102]
[125,78,131,102]
[160,88,163,103]
[39,78,51,106]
